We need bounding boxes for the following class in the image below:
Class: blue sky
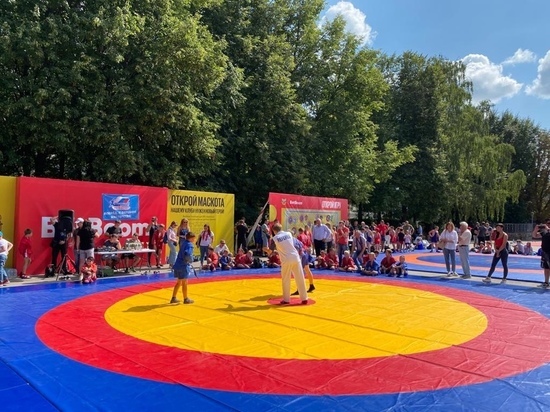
[323,0,550,130]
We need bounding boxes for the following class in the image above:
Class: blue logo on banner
[102,195,140,221]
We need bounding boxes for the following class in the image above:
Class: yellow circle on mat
[105,278,487,360]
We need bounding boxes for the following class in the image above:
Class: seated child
[360,252,379,276]
[481,241,494,254]
[315,250,328,269]
[236,250,253,269]
[339,250,357,272]
[325,248,339,270]
[267,250,281,268]
[81,256,98,284]
[380,249,397,276]
[524,242,534,256]
[219,250,234,270]
[202,246,219,271]
[395,255,408,277]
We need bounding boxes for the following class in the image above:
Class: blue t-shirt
[363,260,379,273]
[173,239,194,270]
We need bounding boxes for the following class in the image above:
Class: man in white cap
[73,218,85,271]
[268,223,308,304]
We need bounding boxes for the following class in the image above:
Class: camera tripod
[55,253,77,281]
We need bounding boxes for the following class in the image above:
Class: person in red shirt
[336,221,350,264]
[377,220,389,249]
[267,250,281,268]
[339,250,357,272]
[153,224,166,268]
[235,248,253,269]
[296,228,311,252]
[315,250,327,269]
[18,228,33,279]
[325,248,339,270]
[203,246,219,271]
[380,249,397,276]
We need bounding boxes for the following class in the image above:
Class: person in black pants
[235,219,249,252]
[50,217,68,272]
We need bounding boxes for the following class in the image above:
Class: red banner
[15,177,168,275]
[268,192,348,232]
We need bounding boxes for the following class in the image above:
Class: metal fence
[504,223,535,240]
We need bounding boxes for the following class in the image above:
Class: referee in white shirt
[270,223,309,304]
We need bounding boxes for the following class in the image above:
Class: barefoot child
[170,232,196,304]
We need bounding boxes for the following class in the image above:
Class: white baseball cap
[75,218,84,224]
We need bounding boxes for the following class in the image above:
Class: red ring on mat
[35,275,550,395]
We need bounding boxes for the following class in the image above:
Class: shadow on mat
[217,303,274,313]
[239,294,278,302]
[124,303,174,312]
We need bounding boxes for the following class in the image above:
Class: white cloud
[321,1,375,45]
[461,54,523,103]
[502,48,537,65]
[526,51,550,99]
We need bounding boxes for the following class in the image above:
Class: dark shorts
[173,267,190,279]
[542,252,550,270]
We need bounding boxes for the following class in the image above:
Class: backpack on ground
[252,257,263,269]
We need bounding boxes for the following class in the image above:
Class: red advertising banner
[15,177,168,275]
[268,192,348,232]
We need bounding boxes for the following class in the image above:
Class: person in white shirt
[458,222,472,279]
[440,222,459,277]
[214,239,230,256]
[269,223,308,304]
[0,231,14,286]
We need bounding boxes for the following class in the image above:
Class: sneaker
[482,277,492,284]
[18,274,31,279]
[461,274,472,279]
[446,272,453,277]
[169,297,180,304]
[279,300,290,305]
[308,284,316,293]
[301,300,308,305]
[540,282,550,288]
[500,279,507,285]
[183,297,194,304]
[291,290,299,296]
[452,272,459,277]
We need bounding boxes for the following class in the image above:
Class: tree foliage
[0,0,542,223]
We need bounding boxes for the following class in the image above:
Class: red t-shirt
[269,254,281,265]
[381,256,396,268]
[18,236,32,258]
[326,253,339,266]
[208,252,219,266]
[342,256,356,268]
[337,227,350,245]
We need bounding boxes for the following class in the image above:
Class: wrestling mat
[2,269,550,411]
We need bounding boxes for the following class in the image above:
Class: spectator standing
[532,223,550,287]
[312,219,331,256]
[146,216,159,267]
[458,222,472,279]
[199,224,215,266]
[167,221,178,267]
[0,231,14,285]
[176,218,191,249]
[351,230,367,269]
[152,224,166,268]
[483,223,509,284]
[106,220,122,237]
[440,222,459,277]
[234,219,248,252]
[75,220,97,275]
[18,229,33,279]
[73,218,84,272]
[336,221,350,263]
[477,223,487,247]
[50,217,69,272]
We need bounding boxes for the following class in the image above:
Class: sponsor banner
[15,177,168,275]
[102,195,140,221]
[268,192,348,232]
[0,176,17,267]
[168,190,235,253]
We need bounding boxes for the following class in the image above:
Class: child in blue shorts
[170,232,196,304]
[395,255,408,277]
